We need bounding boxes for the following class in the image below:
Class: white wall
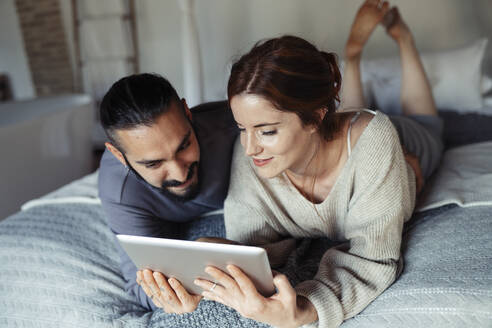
[134,0,492,103]
[0,0,35,100]
[57,0,492,104]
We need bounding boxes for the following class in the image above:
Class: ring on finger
[210,282,218,291]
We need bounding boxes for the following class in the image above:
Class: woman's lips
[252,157,273,167]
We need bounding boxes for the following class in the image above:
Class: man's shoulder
[190,100,230,116]
[191,101,237,135]
[98,149,130,203]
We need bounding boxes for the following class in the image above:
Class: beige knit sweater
[224,111,416,328]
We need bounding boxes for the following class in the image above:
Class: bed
[2,41,492,327]
[1,108,491,328]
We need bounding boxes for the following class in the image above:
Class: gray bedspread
[1,172,491,327]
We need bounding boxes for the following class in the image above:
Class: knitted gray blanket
[1,173,491,327]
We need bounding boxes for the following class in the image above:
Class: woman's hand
[194,265,318,328]
[136,269,202,313]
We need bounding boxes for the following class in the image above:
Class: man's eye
[261,130,277,136]
[238,127,246,133]
[178,140,191,152]
[145,162,160,169]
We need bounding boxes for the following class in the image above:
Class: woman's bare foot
[382,7,412,44]
[345,0,390,60]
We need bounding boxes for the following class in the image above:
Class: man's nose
[168,160,188,182]
[244,132,261,157]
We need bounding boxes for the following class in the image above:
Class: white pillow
[363,38,489,113]
[482,75,492,95]
[484,95,492,108]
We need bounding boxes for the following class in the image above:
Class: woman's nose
[243,132,261,156]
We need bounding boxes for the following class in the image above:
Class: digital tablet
[116,234,275,296]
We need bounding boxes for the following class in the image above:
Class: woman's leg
[383,7,443,181]
[383,8,438,116]
[341,0,389,110]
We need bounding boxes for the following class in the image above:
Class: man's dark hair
[100,73,180,150]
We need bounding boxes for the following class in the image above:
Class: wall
[59,0,79,92]
[54,0,492,105]
[0,0,35,100]
[15,0,74,96]
[132,0,492,105]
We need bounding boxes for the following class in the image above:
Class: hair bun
[320,51,342,102]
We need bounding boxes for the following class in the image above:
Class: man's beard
[158,161,200,202]
[122,152,200,202]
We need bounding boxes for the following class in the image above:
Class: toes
[380,1,390,14]
[382,7,399,29]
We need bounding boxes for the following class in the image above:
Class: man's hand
[136,269,202,313]
[402,147,424,194]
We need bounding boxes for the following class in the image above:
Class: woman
[194,1,443,327]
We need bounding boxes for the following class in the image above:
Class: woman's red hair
[228,35,345,141]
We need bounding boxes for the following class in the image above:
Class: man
[98,73,237,312]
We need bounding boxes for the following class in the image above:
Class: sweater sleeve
[295,119,416,327]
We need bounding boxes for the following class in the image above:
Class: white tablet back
[116,234,275,296]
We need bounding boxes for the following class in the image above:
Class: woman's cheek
[256,132,279,147]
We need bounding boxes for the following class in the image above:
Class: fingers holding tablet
[168,277,203,312]
[195,265,254,307]
[136,270,164,308]
[136,269,202,313]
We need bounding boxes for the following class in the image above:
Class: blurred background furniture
[0,94,94,220]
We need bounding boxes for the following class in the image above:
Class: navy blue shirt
[98,101,238,310]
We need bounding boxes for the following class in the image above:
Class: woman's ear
[308,107,328,133]
[316,107,329,121]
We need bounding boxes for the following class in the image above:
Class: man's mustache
[161,162,198,188]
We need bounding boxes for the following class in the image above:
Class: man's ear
[105,142,127,167]
[182,98,192,121]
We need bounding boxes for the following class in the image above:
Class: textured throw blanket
[1,199,491,327]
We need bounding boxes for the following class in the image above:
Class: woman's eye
[261,130,277,136]
[238,128,246,133]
